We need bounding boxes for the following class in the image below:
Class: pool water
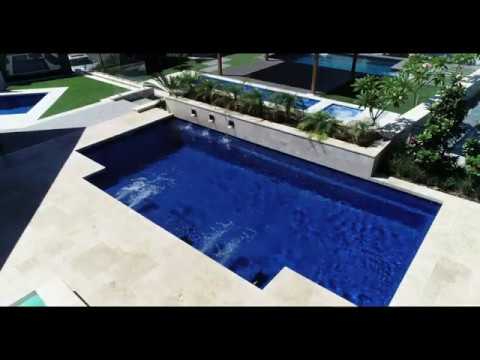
[13,291,46,307]
[323,104,363,121]
[82,118,440,306]
[200,76,319,110]
[0,93,47,115]
[290,54,399,77]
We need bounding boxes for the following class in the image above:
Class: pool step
[132,98,163,113]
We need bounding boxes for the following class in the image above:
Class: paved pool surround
[0,108,480,306]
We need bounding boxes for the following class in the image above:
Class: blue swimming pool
[323,104,363,121]
[290,54,399,77]
[82,118,440,306]
[200,76,319,110]
[0,93,47,115]
[12,291,46,307]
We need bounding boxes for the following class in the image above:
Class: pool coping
[74,114,480,306]
[2,107,480,306]
[73,113,479,306]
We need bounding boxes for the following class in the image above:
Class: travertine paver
[1,107,480,306]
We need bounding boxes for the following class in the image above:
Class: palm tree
[98,53,105,71]
[221,83,243,110]
[311,53,319,94]
[144,71,198,98]
[217,53,223,75]
[238,89,264,117]
[269,93,297,121]
[193,79,216,103]
[298,111,341,139]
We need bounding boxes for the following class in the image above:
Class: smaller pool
[0,93,47,115]
[200,76,319,110]
[12,291,46,307]
[323,104,363,121]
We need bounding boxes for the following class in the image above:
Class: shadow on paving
[246,61,356,94]
[0,128,85,269]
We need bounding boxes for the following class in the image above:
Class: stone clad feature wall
[165,96,390,179]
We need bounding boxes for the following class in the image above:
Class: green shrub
[449,53,480,65]
[352,75,408,125]
[458,176,478,198]
[219,83,243,110]
[408,70,467,171]
[297,111,342,140]
[145,71,199,97]
[238,90,264,117]
[388,151,429,183]
[466,154,480,178]
[463,138,480,157]
[342,120,380,147]
[269,93,297,121]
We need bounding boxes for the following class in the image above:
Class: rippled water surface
[82,118,440,306]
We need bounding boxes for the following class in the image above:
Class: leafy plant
[466,154,480,178]
[192,79,216,103]
[344,120,380,147]
[219,83,244,110]
[408,70,467,170]
[238,89,264,117]
[400,54,448,107]
[297,111,341,140]
[463,138,480,157]
[269,93,297,120]
[352,75,408,125]
[145,71,199,97]
[449,53,480,65]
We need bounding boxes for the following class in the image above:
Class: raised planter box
[165,95,391,179]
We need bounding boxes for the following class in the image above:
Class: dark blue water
[82,118,440,306]
[0,93,46,115]
[199,76,319,110]
[290,54,399,77]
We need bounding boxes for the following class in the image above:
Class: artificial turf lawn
[161,54,262,75]
[9,75,128,118]
[224,53,262,67]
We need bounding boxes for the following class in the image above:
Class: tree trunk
[58,54,73,75]
[143,54,166,74]
[351,53,358,79]
[311,53,319,94]
[217,53,223,75]
[99,54,105,71]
